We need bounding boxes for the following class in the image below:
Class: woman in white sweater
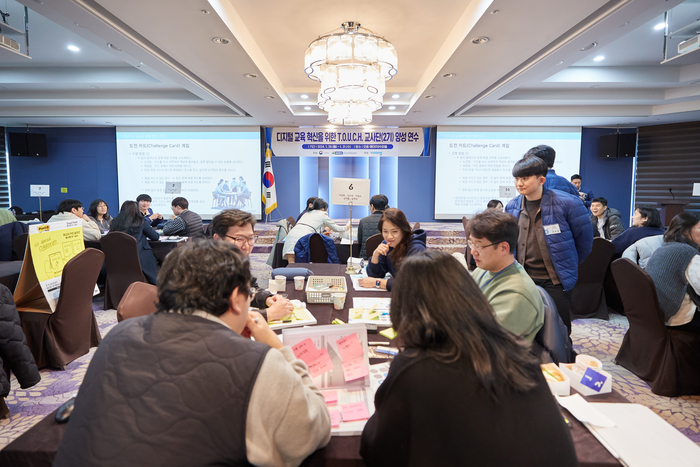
[282,198,348,263]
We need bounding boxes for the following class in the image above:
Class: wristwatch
[375,280,382,289]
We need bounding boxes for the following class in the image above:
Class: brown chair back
[101,232,146,309]
[570,238,615,320]
[12,233,28,261]
[287,216,296,228]
[365,233,383,259]
[117,282,158,322]
[48,248,105,368]
[309,233,329,263]
[462,216,475,271]
[413,222,420,231]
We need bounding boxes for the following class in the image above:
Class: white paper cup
[268,279,277,294]
[333,293,346,310]
[575,355,603,372]
[275,275,286,293]
[294,276,305,291]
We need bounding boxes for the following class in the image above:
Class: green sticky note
[379,328,397,340]
[332,318,346,325]
[61,187,68,193]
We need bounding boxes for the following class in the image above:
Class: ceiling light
[67,45,80,52]
[243,73,258,78]
[557,61,564,65]
[654,23,666,30]
[301,94,309,99]
[201,9,210,14]
[212,37,230,45]
[107,43,122,51]
[589,85,599,88]
[580,42,597,51]
[265,95,275,99]
[425,95,435,99]
[392,94,400,99]
[91,85,101,89]
[471,37,489,44]
[413,110,420,113]
[442,73,457,78]
[593,55,604,61]
[304,106,312,110]
[388,106,396,110]
[491,10,499,14]
[305,21,397,126]
[279,111,286,114]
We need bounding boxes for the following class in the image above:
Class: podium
[656,199,689,227]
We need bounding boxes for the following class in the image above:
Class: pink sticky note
[323,390,338,404]
[329,409,341,427]
[341,356,369,382]
[292,338,320,366]
[336,333,364,362]
[341,401,370,422]
[307,348,334,378]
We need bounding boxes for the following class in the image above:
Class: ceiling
[1,0,700,128]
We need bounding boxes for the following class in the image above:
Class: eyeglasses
[468,239,499,252]
[225,234,258,246]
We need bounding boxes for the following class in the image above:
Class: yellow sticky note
[60,187,68,193]
[379,328,397,340]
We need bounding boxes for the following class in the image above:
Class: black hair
[486,199,503,209]
[525,145,555,167]
[635,205,662,228]
[171,197,189,209]
[57,199,83,213]
[512,155,548,178]
[110,201,147,234]
[664,212,700,249]
[591,197,608,207]
[370,194,389,211]
[136,194,152,203]
[310,198,328,211]
[469,210,518,253]
[305,197,318,211]
[87,199,111,220]
[570,174,581,181]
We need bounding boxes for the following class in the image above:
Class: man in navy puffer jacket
[506,155,593,335]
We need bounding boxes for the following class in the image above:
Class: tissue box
[559,363,612,396]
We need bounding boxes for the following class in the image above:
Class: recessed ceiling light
[491,9,499,14]
[279,111,286,114]
[91,85,101,89]
[413,110,421,113]
[580,42,597,51]
[392,94,400,99]
[265,95,275,99]
[654,23,666,30]
[388,106,396,110]
[304,106,311,110]
[557,61,564,65]
[67,45,80,52]
[301,94,309,99]
[107,43,122,51]
[442,73,457,78]
[243,73,258,79]
[201,9,210,14]
[472,37,489,45]
[425,95,435,99]
[593,55,604,61]
[212,37,231,45]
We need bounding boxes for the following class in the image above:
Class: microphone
[669,188,675,200]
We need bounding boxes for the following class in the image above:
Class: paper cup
[275,275,286,293]
[575,355,603,372]
[333,293,346,310]
[294,276,305,291]
[268,279,277,294]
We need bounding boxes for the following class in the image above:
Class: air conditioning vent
[0,34,20,52]
[679,34,700,54]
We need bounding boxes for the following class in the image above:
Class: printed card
[341,401,370,422]
[342,356,369,382]
[307,348,334,378]
[336,333,364,362]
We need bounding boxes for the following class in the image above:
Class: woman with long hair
[109,200,160,284]
[282,198,348,263]
[360,250,577,466]
[359,208,426,290]
[646,212,700,332]
[87,199,112,234]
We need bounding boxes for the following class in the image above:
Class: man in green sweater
[468,209,544,341]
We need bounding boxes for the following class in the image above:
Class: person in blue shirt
[570,174,594,209]
[612,205,666,254]
[525,145,580,198]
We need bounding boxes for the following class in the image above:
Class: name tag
[543,224,561,235]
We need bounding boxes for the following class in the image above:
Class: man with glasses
[211,209,293,321]
[48,198,101,241]
[468,210,544,342]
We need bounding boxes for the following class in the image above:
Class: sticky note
[379,328,397,340]
[342,356,369,382]
[329,409,341,427]
[307,348,334,378]
[323,390,338,404]
[336,333,364,362]
[341,401,370,422]
[292,338,320,366]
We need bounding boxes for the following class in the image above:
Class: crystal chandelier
[304,22,398,126]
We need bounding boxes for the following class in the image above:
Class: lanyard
[478,261,515,289]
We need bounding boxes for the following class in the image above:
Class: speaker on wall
[617,133,637,157]
[598,132,637,159]
[598,134,619,159]
[8,132,47,157]
[8,133,28,157]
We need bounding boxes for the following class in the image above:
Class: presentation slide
[434,127,582,219]
[116,127,261,220]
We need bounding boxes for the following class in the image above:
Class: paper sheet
[556,394,616,428]
[350,274,386,292]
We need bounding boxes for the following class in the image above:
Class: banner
[271,127,425,157]
[262,143,278,215]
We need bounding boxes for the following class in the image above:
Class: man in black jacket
[162,197,205,239]
[590,197,625,241]
[358,194,388,259]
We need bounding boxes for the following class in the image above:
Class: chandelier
[304,22,398,126]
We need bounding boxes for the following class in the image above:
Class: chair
[462,216,475,271]
[101,232,146,310]
[12,232,28,261]
[116,282,158,322]
[534,286,574,364]
[0,222,28,262]
[309,233,329,263]
[9,206,23,215]
[612,258,700,397]
[570,238,615,320]
[413,222,420,231]
[18,248,104,370]
[365,233,383,259]
[287,216,296,228]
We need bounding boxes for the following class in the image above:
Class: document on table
[350,274,386,292]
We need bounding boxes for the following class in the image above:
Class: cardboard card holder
[559,363,612,396]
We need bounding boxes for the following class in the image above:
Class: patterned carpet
[2,249,699,451]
